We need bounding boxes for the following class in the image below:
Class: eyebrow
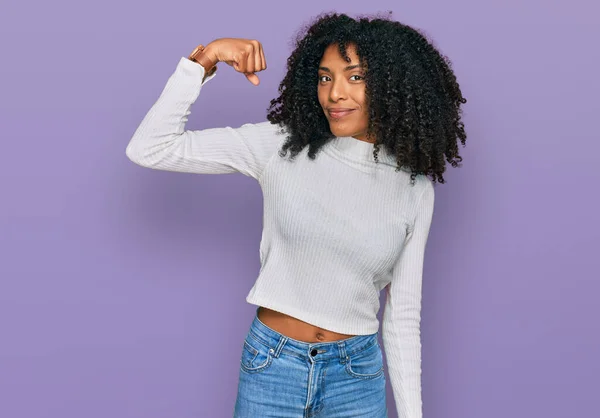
[318,64,363,72]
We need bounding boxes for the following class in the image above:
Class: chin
[329,126,352,137]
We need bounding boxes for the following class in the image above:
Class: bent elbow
[125,141,145,166]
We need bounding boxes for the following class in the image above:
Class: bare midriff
[257,306,357,343]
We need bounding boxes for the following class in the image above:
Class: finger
[245,73,260,86]
[245,48,255,75]
[234,52,246,73]
[226,58,241,72]
[259,46,267,70]
[254,47,262,73]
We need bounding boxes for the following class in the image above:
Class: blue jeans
[233,309,388,417]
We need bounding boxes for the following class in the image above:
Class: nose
[329,78,348,102]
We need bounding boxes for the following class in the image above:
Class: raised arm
[125,39,285,181]
[382,179,435,418]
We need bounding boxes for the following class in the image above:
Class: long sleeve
[125,56,284,181]
[382,180,435,418]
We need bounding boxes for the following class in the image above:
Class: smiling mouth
[328,109,355,119]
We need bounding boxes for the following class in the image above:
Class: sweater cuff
[177,56,218,85]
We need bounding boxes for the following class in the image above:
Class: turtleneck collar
[328,136,409,171]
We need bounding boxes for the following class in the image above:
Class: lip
[328,109,356,119]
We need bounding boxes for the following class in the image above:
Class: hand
[204,38,267,86]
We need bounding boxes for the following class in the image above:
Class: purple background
[1,1,598,417]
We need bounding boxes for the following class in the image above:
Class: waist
[250,309,379,361]
[257,306,357,342]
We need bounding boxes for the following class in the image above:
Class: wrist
[202,43,219,66]
[188,44,218,77]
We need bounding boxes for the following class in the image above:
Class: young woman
[126,11,467,418]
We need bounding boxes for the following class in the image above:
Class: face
[318,43,372,142]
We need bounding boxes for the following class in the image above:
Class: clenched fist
[203,38,267,86]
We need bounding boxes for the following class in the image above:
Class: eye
[318,74,364,83]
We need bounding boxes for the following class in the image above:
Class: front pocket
[240,336,274,373]
[345,342,384,380]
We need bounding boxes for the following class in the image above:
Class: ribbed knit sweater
[125,56,435,418]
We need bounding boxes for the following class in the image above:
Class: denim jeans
[233,309,388,417]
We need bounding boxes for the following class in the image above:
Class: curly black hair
[266,11,467,184]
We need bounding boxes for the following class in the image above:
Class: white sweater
[126,56,435,418]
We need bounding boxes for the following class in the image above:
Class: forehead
[319,43,360,65]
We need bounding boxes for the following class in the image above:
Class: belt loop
[338,341,348,364]
[273,335,287,358]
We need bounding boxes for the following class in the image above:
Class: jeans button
[310,348,318,356]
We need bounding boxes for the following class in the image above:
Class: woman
[126,11,467,418]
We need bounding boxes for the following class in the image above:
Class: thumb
[245,73,260,86]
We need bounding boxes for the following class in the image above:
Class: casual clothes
[126,56,435,418]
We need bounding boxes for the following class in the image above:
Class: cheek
[357,91,367,109]
[356,96,368,117]
[317,88,327,108]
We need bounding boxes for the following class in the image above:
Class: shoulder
[419,176,435,203]
[398,173,435,206]
[240,120,289,140]
[407,175,435,231]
